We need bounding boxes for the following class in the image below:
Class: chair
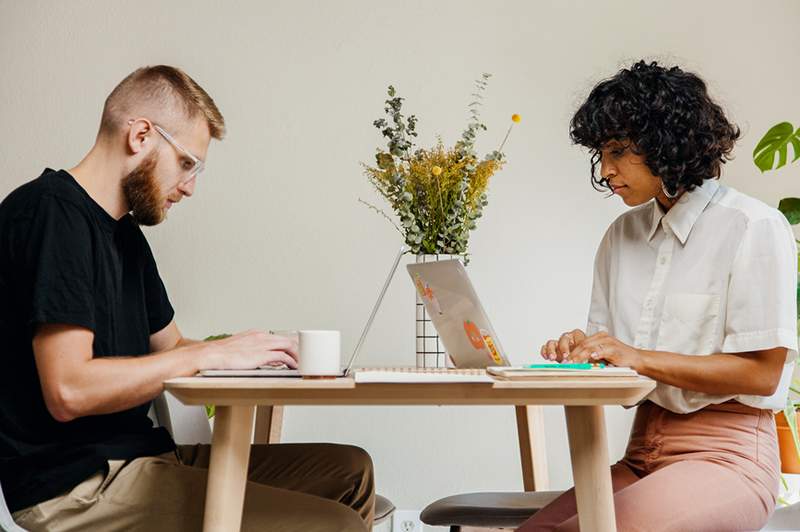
[422,492,800,531]
[762,500,800,530]
[0,481,25,532]
[419,408,800,532]
[151,396,396,529]
[421,405,561,531]
[420,490,564,531]
[0,396,394,531]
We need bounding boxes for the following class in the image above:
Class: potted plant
[778,377,800,474]
[360,74,518,366]
[753,121,800,479]
[360,73,518,258]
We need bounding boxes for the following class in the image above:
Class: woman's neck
[655,190,683,212]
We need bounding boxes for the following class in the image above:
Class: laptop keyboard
[355,367,485,374]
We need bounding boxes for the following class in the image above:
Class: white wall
[2,0,799,516]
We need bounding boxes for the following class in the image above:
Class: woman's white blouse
[588,178,798,413]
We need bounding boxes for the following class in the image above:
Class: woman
[518,61,797,531]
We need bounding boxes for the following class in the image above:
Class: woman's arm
[566,331,788,396]
[637,347,786,396]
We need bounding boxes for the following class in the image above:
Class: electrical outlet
[391,509,423,532]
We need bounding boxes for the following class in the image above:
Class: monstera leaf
[778,198,800,225]
[753,122,800,172]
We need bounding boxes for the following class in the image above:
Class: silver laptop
[406,260,511,369]
[200,246,407,377]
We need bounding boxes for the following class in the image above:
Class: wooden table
[164,375,655,532]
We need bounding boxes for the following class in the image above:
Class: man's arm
[149,319,202,352]
[34,323,299,423]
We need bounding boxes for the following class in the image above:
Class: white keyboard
[353,367,493,383]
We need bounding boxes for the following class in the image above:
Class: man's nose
[178,176,196,197]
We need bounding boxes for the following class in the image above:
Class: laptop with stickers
[406,259,512,369]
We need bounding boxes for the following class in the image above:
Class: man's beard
[121,153,166,226]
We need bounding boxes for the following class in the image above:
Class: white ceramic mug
[298,330,341,377]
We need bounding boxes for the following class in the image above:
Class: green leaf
[205,404,215,418]
[753,122,800,172]
[203,333,232,341]
[778,198,800,225]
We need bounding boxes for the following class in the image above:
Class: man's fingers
[260,335,299,360]
[277,338,299,360]
[269,351,298,369]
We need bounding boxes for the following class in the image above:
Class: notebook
[487,365,639,380]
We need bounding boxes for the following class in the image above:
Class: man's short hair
[99,65,225,140]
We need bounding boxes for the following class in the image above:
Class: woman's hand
[566,331,644,371]
[540,329,587,362]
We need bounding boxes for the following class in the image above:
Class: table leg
[564,405,616,532]
[203,405,256,532]
[515,405,550,491]
[253,405,284,444]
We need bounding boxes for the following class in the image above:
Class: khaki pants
[12,442,375,532]
[518,400,780,531]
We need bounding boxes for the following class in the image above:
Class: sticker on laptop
[414,273,442,314]
[463,320,503,363]
[463,320,486,350]
[482,332,503,364]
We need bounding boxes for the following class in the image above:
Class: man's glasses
[128,119,205,184]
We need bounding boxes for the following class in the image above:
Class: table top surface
[164,374,657,407]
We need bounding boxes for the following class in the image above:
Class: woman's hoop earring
[661,180,680,199]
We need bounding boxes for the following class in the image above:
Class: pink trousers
[517,400,781,531]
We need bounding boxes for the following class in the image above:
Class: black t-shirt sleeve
[139,231,175,335]
[22,195,96,332]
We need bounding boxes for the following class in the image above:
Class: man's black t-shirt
[0,168,176,512]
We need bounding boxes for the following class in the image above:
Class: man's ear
[126,118,152,155]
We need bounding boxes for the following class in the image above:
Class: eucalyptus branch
[362,75,516,255]
[358,198,404,235]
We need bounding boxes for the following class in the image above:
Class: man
[0,65,374,531]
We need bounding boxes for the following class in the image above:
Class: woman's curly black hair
[569,60,741,196]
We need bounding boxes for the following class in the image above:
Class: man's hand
[33,324,300,423]
[199,329,299,370]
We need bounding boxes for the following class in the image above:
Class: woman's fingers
[568,334,611,363]
[546,340,559,361]
[541,330,589,362]
[570,329,587,344]
[558,333,574,359]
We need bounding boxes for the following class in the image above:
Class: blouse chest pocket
[655,293,720,355]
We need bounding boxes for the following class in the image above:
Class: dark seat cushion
[421,491,564,528]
